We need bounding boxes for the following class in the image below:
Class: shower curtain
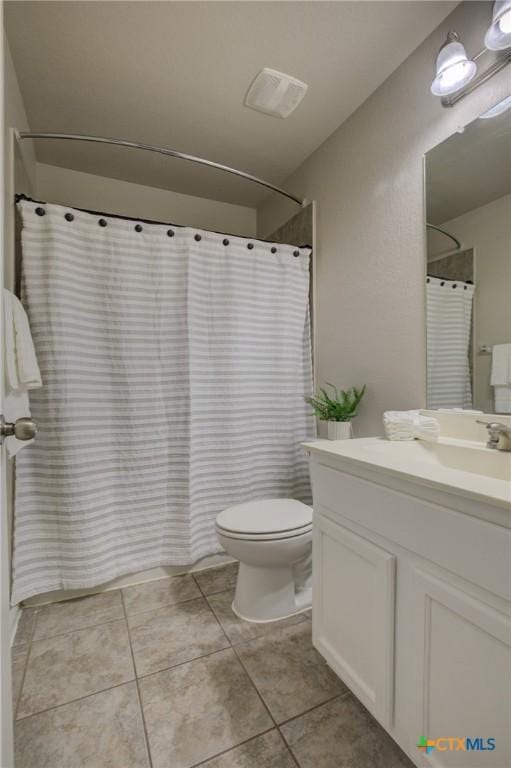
[426,276,474,409]
[12,200,314,604]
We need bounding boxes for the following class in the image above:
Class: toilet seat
[216,524,312,542]
[216,498,312,539]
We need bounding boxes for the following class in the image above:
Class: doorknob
[0,415,37,444]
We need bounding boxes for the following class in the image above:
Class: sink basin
[320,436,511,481]
[419,439,511,481]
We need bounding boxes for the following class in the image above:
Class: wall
[35,163,256,237]
[440,193,511,413]
[1,31,37,768]
[4,34,35,289]
[257,1,511,436]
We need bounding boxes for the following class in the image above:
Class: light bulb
[498,9,511,32]
[440,61,472,90]
[485,0,511,50]
[479,94,511,118]
[431,33,477,97]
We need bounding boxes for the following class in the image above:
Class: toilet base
[232,562,312,623]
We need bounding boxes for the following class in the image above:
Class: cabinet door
[411,569,511,768]
[313,511,396,728]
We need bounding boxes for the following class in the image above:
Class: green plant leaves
[305,384,366,422]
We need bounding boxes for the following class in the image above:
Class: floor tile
[123,574,201,617]
[18,619,134,718]
[15,682,149,768]
[199,730,296,768]
[12,643,29,665]
[33,590,124,640]
[128,597,229,676]
[281,694,414,768]
[194,562,239,596]
[235,622,346,723]
[12,646,28,712]
[139,648,272,768]
[12,661,25,712]
[13,608,37,647]
[207,589,309,645]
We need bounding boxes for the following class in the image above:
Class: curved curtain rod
[426,222,461,251]
[16,130,304,207]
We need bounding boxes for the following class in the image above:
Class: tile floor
[12,562,414,768]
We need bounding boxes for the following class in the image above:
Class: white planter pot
[327,421,352,440]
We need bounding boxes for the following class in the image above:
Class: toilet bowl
[216,498,313,623]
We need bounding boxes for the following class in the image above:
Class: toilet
[216,498,313,623]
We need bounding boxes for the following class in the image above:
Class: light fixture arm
[432,1,511,107]
[440,48,511,107]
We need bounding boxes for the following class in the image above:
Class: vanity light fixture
[431,32,476,96]
[432,2,511,107]
[485,0,511,50]
[479,93,511,118]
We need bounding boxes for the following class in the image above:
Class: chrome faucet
[477,421,511,452]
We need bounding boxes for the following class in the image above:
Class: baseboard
[23,553,235,607]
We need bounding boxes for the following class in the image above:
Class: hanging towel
[494,387,511,414]
[383,410,440,442]
[3,289,42,457]
[491,344,511,413]
[490,344,511,386]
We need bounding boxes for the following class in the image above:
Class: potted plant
[305,383,366,440]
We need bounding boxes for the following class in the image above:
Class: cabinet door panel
[313,511,396,727]
[411,569,511,768]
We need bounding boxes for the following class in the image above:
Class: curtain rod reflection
[426,223,461,250]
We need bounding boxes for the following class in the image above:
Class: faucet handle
[476,420,511,450]
[477,420,511,433]
[476,420,500,432]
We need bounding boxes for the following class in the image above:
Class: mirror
[425,101,511,414]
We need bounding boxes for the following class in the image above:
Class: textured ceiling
[426,106,511,225]
[6,1,457,207]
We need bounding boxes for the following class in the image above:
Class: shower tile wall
[427,248,474,282]
[268,203,314,361]
[12,563,414,768]
[267,203,313,247]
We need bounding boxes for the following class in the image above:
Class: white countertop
[303,437,511,512]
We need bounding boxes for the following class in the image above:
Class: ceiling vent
[244,68,308,119]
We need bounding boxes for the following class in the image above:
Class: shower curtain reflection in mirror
[426,275,474,409]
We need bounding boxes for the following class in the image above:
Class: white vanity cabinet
[307,443,511,768]
[314,513,396,728]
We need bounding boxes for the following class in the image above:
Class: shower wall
[267,202,313,246]
[427,249,474,282]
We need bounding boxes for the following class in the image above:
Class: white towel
[490,344,511,413]
[495,386,511,414]
[3,289,42,457]
[383,410,440,442]
[490,344,511,386]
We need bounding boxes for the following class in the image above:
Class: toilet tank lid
[216,498,312,535]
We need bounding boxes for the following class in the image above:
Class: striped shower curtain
[12,200,314,604]
[426,276,474,409]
